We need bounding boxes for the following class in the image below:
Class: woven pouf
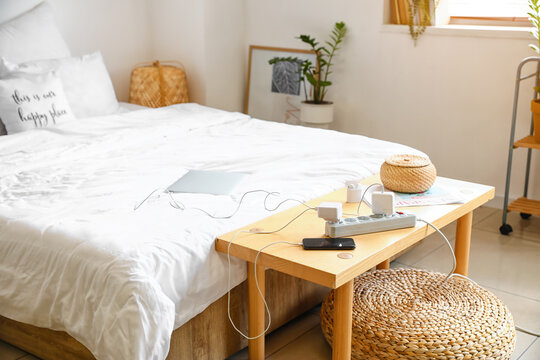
[321,268,516,360]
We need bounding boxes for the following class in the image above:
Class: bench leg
[376,259,390,270]
[248,262,265,359]
[454,211,473,276]
[332,279,353,360]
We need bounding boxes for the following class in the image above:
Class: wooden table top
[215,175,494,289]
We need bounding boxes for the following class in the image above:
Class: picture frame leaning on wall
[245,45,316,125]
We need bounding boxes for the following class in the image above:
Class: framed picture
[245,45,316,125]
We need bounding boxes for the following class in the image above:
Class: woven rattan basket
[321,268,516,360]
[380,154,436,193]
[129,61,189,108]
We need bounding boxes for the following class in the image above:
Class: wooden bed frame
[0,268,328,360]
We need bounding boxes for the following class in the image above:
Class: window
[448,0,530,26]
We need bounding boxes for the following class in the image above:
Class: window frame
[449,16,530,27]
[447,0,530,27]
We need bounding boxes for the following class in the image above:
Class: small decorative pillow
[0,2,71,63]
[0,52,119,118]
[0,72,75,134]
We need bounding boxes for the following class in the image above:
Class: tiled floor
[1,207,539,359]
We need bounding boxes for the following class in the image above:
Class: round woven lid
[385,154,431,168]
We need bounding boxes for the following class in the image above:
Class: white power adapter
[317,202,342,223]
[346,182,363,203]
[371,191,394,216]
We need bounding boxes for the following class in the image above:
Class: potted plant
[529,0,540,142]
[269,21,347,128]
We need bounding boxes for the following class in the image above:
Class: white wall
[1,0,151,101]
[202,0,245,112]
[149,0,206,105]
[3,0,246,109]
[149,0,245,112]
[49,0,151,101]
[244,0,540,204]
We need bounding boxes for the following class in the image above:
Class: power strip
[325,213,417,237]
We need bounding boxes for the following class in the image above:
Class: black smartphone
[302,237,356,250]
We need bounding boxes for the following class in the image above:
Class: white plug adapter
[371,191,394,216]
[346,182,363,203]
[317,202,343,223]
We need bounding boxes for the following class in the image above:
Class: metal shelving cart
[500,57,540,235]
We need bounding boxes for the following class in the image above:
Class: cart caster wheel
[520,212,532,219]
[499,224,513,235]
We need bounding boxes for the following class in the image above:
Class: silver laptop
[166,170,248,195]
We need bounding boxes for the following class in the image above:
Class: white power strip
[325,213,417,237]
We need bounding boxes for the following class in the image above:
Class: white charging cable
[356,182,385,215]
[133,188,167,210]
[417,218,456,282]
[134,188,315,218]
[226,207,314,339]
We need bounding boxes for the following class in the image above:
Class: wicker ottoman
[321,268,516,360]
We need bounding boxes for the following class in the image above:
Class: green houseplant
[529,0,540,142]
[269,21,347,127]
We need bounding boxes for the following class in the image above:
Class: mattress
[0,103,421,360]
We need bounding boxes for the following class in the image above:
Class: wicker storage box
[129,61,189,108]
[380,154,436,193]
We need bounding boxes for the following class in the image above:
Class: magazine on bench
[364,181,465,207]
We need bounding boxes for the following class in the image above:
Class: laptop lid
[166,170,248,195]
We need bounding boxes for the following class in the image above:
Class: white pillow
[0,2,70,63]
[0,72,75,134]
[0,0,44,24]
[0,52,119,118]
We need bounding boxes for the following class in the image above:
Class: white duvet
[0,104,420,360]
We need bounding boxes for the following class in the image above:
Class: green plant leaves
[529,0,540,56]
[298,34,318,49]
[305,72,317,86]
[268,22,347,104]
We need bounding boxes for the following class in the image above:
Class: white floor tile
[18,355,40,360]
[414,228,540,301]
[0,340,26,360]
[390,261,412,269]
[227,311,321,360]
[485,287,540,336]
[395,207,493,266]
[396,229,453,266]
[511,331,538,360]
[519,337,540,360]
[264,312,321,358]
[472,206,500,225]
[476,210,540,243]
[266,326,331,360]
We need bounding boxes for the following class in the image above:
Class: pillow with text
[0,72,75,134]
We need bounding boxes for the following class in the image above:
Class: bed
[0,101,423,359]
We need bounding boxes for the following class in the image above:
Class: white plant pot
[300,102,334,129]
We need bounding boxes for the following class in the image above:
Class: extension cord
[325,212,417,237]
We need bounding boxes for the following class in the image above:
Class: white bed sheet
[0,104,422,360]
[117,101,149,112]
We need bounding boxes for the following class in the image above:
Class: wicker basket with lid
[129,60,189,108]
[380,154,436,193]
